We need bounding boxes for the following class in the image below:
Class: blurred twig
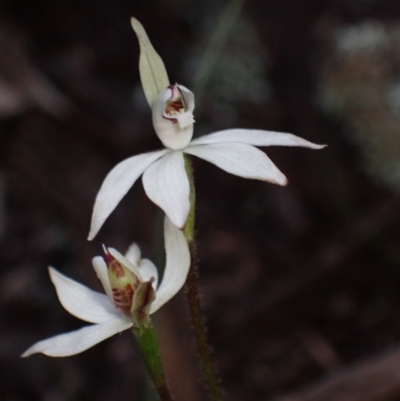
[192,0,246,108]
[271,344,400,401]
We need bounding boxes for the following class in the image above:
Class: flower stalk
[183,155,224,401]
[132,323,174,401]
[183,156,196,243]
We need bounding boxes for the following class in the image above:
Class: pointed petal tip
[130,18,145,38]
[87,226,97,241]
[21,346,43,358]
[21,345,43,358]
[130,17,141,31]
[311,143,328,150]
[47,266,58,282]
[48,266,58,281]
[265,175,288,186]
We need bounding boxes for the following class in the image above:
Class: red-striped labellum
[103,247,156,326]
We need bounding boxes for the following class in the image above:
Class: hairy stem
[183,155,224,401]
[133,323,175,401]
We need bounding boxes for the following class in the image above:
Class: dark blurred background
[2,0,400,400]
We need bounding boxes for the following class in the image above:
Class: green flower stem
[132,323,174,401]
[183,155,224,401]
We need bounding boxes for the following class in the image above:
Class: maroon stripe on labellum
[163,115,178,124]
[112,284,134,317]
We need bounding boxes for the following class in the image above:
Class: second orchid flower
[22,216,190,357]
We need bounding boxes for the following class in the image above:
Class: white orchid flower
[88,83,325,239]
[87,20,326,240]
[22,217,190,357]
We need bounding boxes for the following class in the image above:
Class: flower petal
[185,142,288,185]
[92,257,113,302]
[190,129,326,149]
[142,151,190,228]
[150,216,190,314]
[124,243,141,266]
[125,244,159,289]
[131,18,169,107]
[88,150,168,241]
[49,267,118,324]
[138,258,159,290]
[21,319,132,357]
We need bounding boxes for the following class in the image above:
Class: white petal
[21,319,132,357]
[130,18,169,107]
[49,267,118,324]
[142,151,190,228]
[107,247,142,280]
[150,216,190,314]
[88,150,168,240]
[185,143,288,185]
[92,257,113,302]
[125,244,159,289]
[138,258,159,290]
[190,129,326,149]
[124,243,141,266]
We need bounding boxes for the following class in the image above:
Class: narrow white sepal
[131,18,169,107]
[21,319,133,358]
[88,150,168,240]
[49,267,118,324]
[142,151,190,228]
[190,129,326,149]
[150,216,190,314]
[185,142,288,185]
[92,257,113,302]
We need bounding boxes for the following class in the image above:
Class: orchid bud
[152,84,195,150]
